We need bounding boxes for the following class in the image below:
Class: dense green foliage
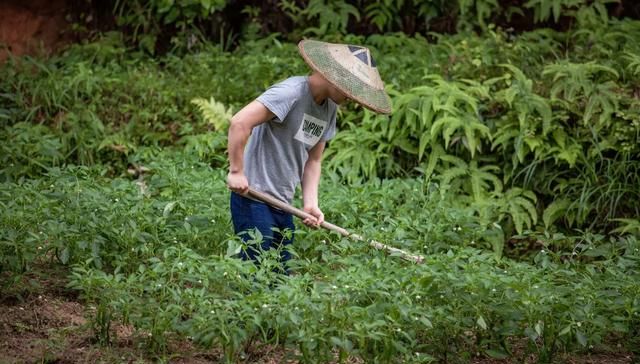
[2,152,639,362]
[1,2,640,362]
[99,0,637,52]
[3,15,639,235]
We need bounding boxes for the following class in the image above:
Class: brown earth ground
[0,0,73,63]
[0,263,635,364]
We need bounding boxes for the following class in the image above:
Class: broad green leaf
[163,201,177,218]
[59,247,70,264]
[477,315,488,330]
[226,240,242,257]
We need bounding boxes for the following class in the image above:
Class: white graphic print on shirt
[294,113,327,146]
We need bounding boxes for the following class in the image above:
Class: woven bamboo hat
[298,39,392,114]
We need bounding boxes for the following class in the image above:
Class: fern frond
[624,51,640,76]
[543,198,571,227]
[423,144,444,178]
[190,97,233,132]
[438,153,467,168]
[439,166,468,190]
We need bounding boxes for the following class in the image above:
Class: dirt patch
[467,336,635,364]
[470,352,634,364]
[0,0,71,63]
[0,262,219,363]
[0,294,87,363]
[0,263,88,363]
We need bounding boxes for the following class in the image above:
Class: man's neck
[308,72,329,106]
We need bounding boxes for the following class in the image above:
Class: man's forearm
[302,159,321,207]
[227,122,251,173]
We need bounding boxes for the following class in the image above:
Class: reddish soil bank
[0,0,71,62]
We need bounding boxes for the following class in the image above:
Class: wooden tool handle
[245,188,424,264]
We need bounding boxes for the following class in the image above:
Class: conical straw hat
[298,39,392,114]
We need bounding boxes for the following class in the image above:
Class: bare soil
[0,0,71,63]
[0,263,636,364]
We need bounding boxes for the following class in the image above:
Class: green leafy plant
[524,0,617,23]
[3,21,640,362]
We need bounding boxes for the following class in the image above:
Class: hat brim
[298,40,392,114]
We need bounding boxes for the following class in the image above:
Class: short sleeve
[256,78,303,123]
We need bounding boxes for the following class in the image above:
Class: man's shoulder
[274,76,309,93]
[259,76,310,105]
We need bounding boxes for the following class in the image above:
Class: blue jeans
[230,192,295,270]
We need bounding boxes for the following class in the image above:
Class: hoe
[245,188,424,264]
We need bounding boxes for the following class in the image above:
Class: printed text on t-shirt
[294,113,327,146]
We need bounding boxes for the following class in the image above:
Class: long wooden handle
[245,188,424,264]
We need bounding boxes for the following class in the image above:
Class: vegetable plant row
[2,151,638,362]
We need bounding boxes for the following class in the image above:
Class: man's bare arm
[227,101,274,194]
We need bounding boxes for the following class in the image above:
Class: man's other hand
[227,172,249,194]
[303,205,324,228]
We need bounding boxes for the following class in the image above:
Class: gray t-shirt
[244,76,337,204]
